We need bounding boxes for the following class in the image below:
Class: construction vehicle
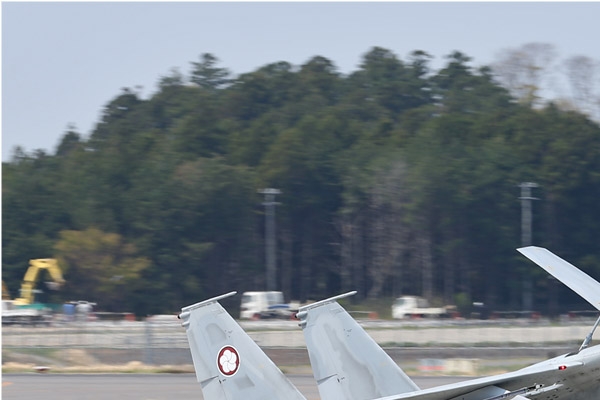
[14,258,65,306]
[2,281,11,300]
[1,299,52,325]
[2,259,65,325]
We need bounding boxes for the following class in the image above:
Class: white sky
[2,2,600,161]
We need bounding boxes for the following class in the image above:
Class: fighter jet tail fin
[297,291,419,400]
[179,292,306,400]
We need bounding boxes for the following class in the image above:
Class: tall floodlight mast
[259,188,281,291]
[519,182,539,312]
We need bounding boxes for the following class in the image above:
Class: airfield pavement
[2,373,470,400]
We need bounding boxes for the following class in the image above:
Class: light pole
[519,182,539,312]
[259,188,281,291]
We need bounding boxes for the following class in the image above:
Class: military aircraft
[179,246,600,400]
[297,246,600,400]
[178,291,307,400]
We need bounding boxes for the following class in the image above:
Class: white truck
[391,295,449,319]
[240,291,296,320]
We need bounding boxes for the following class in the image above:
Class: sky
[2,2,600,161]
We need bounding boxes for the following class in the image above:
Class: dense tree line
[3,47,600,316]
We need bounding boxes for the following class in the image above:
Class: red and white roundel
[217,345,240,376]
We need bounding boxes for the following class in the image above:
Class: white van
[240,291,288,319]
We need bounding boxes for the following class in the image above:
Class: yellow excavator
[3,259,65,325]
[13,258,65,306]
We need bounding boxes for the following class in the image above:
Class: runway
[2,373,468,400]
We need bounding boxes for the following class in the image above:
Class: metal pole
[519,182,539,312]
[259,189,281,291]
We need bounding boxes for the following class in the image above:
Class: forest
[3,45,600,317]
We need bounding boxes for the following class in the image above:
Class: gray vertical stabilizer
[179,292,306,400]
[297,292,419,400]
[518,246,600,311]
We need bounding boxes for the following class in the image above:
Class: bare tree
[563,55,599,118]
[337,210,367,297]
[367,160,410,299]
[492,43,557,107]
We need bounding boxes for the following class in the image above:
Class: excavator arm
[14,259,65,305]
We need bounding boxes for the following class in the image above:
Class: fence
[2,316,597,369]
